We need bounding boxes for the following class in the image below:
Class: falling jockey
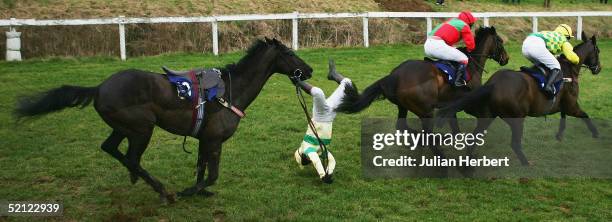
[522,24,580,97]
[424,11,477,87]
[292,59,353,184]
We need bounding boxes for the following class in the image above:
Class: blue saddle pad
[432,60,461,85]
[165,71,221,102]
[166,74,195,101]
[520,66,563,96]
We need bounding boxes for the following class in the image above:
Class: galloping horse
[14,38,313,203]
[337,27,508,153]
[436,32,601,165]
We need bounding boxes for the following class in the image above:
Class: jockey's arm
[461,25,476,52]
[561,42,580,65]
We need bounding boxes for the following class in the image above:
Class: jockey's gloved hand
[321,174,333,184]
[290,76,300,85]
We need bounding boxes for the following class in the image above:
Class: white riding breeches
[522,35,561,70]
[311,78,352,122]
[424,37,469,64]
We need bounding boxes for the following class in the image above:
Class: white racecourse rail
[1,11,611,60]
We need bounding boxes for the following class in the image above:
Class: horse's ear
[591,35,597,45]
[264,37,272,44]
[581,31,588,43]
[272,38,280,45]
[490,26,496,34]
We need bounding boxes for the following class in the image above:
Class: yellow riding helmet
[555,24,574,38]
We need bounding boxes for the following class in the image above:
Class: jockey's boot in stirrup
[454,63,467,87]
[544,68,561,97]
[327,59,345,84]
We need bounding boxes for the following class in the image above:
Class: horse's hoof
[130,173,139,184]
[555,134,563,141]
[197,189,215,197]
[160,193,176,205]
[177,186,199,197]
[592,133,599,139]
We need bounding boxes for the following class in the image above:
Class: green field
[1,40,611,221]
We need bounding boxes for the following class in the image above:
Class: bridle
[467,34,505,75]
[275,47,306,82]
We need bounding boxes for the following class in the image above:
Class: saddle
[424,57,471,85]
[162,66,229,136]
[162,66,226,101]
[520,65,563,98]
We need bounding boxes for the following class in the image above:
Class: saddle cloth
[520,66,563,97]
[425,57,471,85]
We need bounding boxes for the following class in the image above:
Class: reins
[294,82,330,177]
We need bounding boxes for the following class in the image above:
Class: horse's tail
[14,85,98,119]
[436,84,494,120]
[335,76,388,114]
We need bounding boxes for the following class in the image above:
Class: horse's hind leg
[502,118,529,165]
[396,106,409,130]
[459,117,495,177]
[101,130,138,178]
[396,106,418,133]
[420,115,449,177]
[127,133,174,204]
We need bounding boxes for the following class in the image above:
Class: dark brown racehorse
[436,32,601,165]
[14,38,313,203]
[337,27,508,155]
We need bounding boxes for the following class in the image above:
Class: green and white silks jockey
[293,60,351,183]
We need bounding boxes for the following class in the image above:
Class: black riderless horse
[14,38,313,203]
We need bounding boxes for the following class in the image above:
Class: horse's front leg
[204,146,222,187]
[566,104,599,138]
[556,112,567,141]
[177,139,217,197]
[449,114,461,134]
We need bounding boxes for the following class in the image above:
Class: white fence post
[483,17,490,27]
[212,19,219,55]
[362,14,369,48]
[532,16,538,33]
[6,18,22,61]
[292,11,299,50]
[426,17,432,35]
[576,16,583,40]
[118,16,126,61]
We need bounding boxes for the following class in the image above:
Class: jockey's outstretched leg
[328,59,345,84]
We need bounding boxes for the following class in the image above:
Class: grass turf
[0,40,611,221]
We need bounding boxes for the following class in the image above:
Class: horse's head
[264,37,313,81]
[576,32,601,75]
[474,26,509,66]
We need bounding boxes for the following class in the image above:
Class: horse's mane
[221,39,271,75]
[219,38,294,76]
[474,26,497,45]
